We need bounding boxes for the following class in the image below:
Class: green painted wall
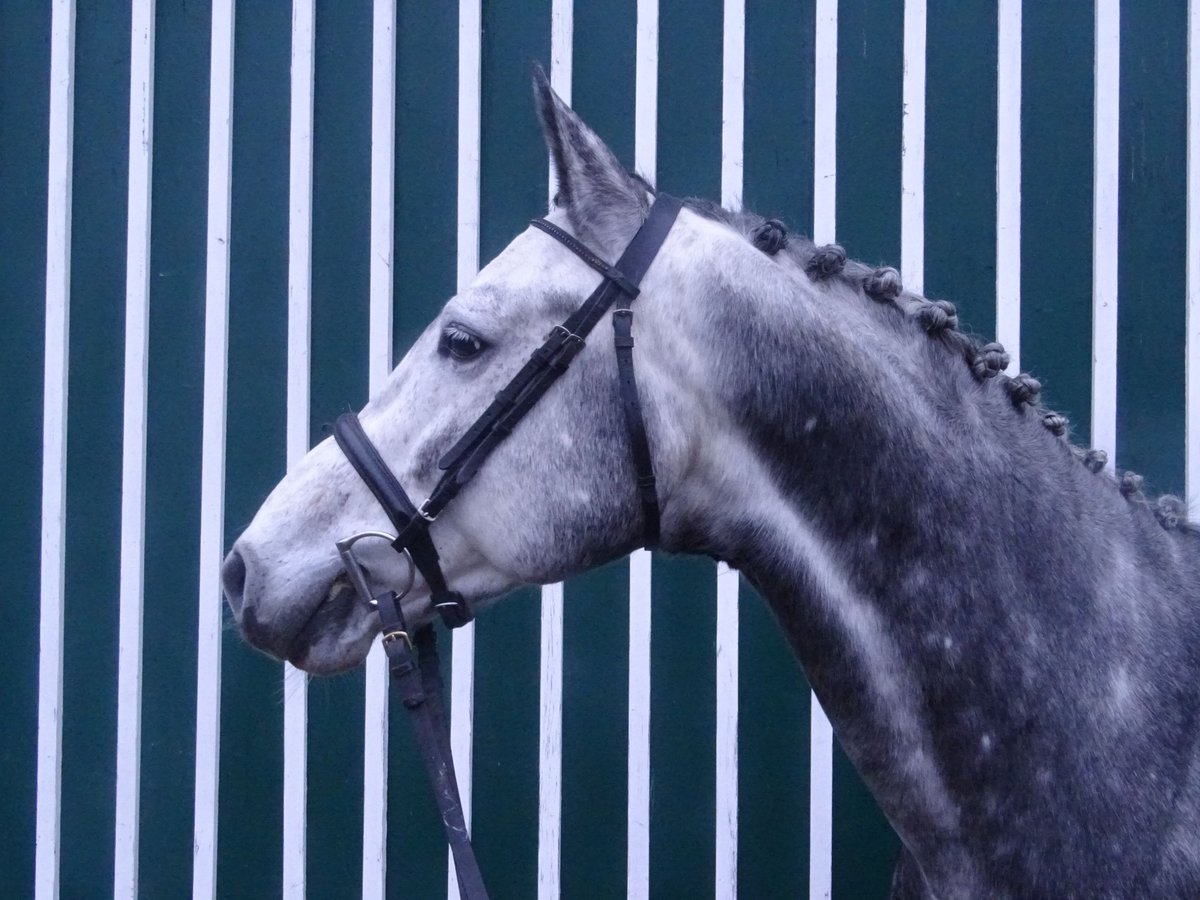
[0,2,1190,898]
[0,0,51,893]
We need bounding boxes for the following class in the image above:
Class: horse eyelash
[439,323,488,359]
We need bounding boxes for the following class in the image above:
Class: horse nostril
[240,603,279,656]
[222,547,248,618]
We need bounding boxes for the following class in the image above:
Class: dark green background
[0,1,1187,897]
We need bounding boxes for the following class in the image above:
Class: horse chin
[285,581,380,675]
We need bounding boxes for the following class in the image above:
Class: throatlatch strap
[612,308,661,546]
[531,194,681,545]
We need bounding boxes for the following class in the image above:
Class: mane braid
[676,196,1193,533]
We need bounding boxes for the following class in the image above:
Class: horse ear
[532,64,650,252]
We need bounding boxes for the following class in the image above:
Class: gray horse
[223,72,1200,898]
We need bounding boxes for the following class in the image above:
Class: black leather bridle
[331,194,683,898]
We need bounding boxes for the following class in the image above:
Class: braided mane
[682,197,1192,534]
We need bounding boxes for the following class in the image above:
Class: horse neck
[657,248,1200,887]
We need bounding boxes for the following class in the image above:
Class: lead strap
[374,589,489,898]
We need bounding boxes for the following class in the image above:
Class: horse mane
[677,195,1194,535]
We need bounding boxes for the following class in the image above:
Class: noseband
[331,194,682,898]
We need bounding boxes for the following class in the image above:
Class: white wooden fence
[27,0,1199,896]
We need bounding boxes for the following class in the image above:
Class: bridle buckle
[382,628,413,653]
[550,323,585,348]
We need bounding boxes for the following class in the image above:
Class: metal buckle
[550,323,585,348]
[335,530,416,608]
[417,500,437,523]
[381,628,413,653]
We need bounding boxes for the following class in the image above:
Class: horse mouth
[285,574,378,675]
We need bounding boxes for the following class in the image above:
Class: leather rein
[330,194,683,898]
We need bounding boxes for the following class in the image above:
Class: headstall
[331,194,683,898]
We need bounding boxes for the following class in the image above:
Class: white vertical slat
[449,2,481,897]
[1092,0,1120,463]
[192,1,235,896]
[1189,0,1200,513]
[813,0,837,243]
[628,4,658,897]
[996,0,1022,372]
[720,0,744,212]
[807,703,835,900]
[538,6,570,898]
[626,548,653,900]
[716,2,743,897]
[113,2,155,896]
[634,0,658,184]
[901,0,926,294]
[362,0,396,896]
[809,3,837,898]
[35,3,75,898]
[536,579,564,900]
[456,0,482,292]
[283,0,315,896]
[714,565,739,900]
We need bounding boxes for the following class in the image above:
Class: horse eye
[439,325,488,361]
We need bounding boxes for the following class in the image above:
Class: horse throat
[669,423,980,890]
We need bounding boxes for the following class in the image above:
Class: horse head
[221,71,741,674]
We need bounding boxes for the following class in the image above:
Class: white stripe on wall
[283,0,315,896]
[1092,0,1120,462]
[809,3,837,897]
[720,0,744,212]
[813,0,837,242]
[628,4,658,897]
[996,0,1022,372]
[538,5,571,898]
[714,564,739,898]
[192,2,235,896]
[35,2,75,898]
[456,0,482,292]
[114,2,155,896]
[634,0,658,184]
[626,549,653,900]
[362,1,396,896]
[1189,0,1200,513]
[536,579,564,900]
[716,2,744,896]
[901,0,926,294]
[450,2,482,896]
